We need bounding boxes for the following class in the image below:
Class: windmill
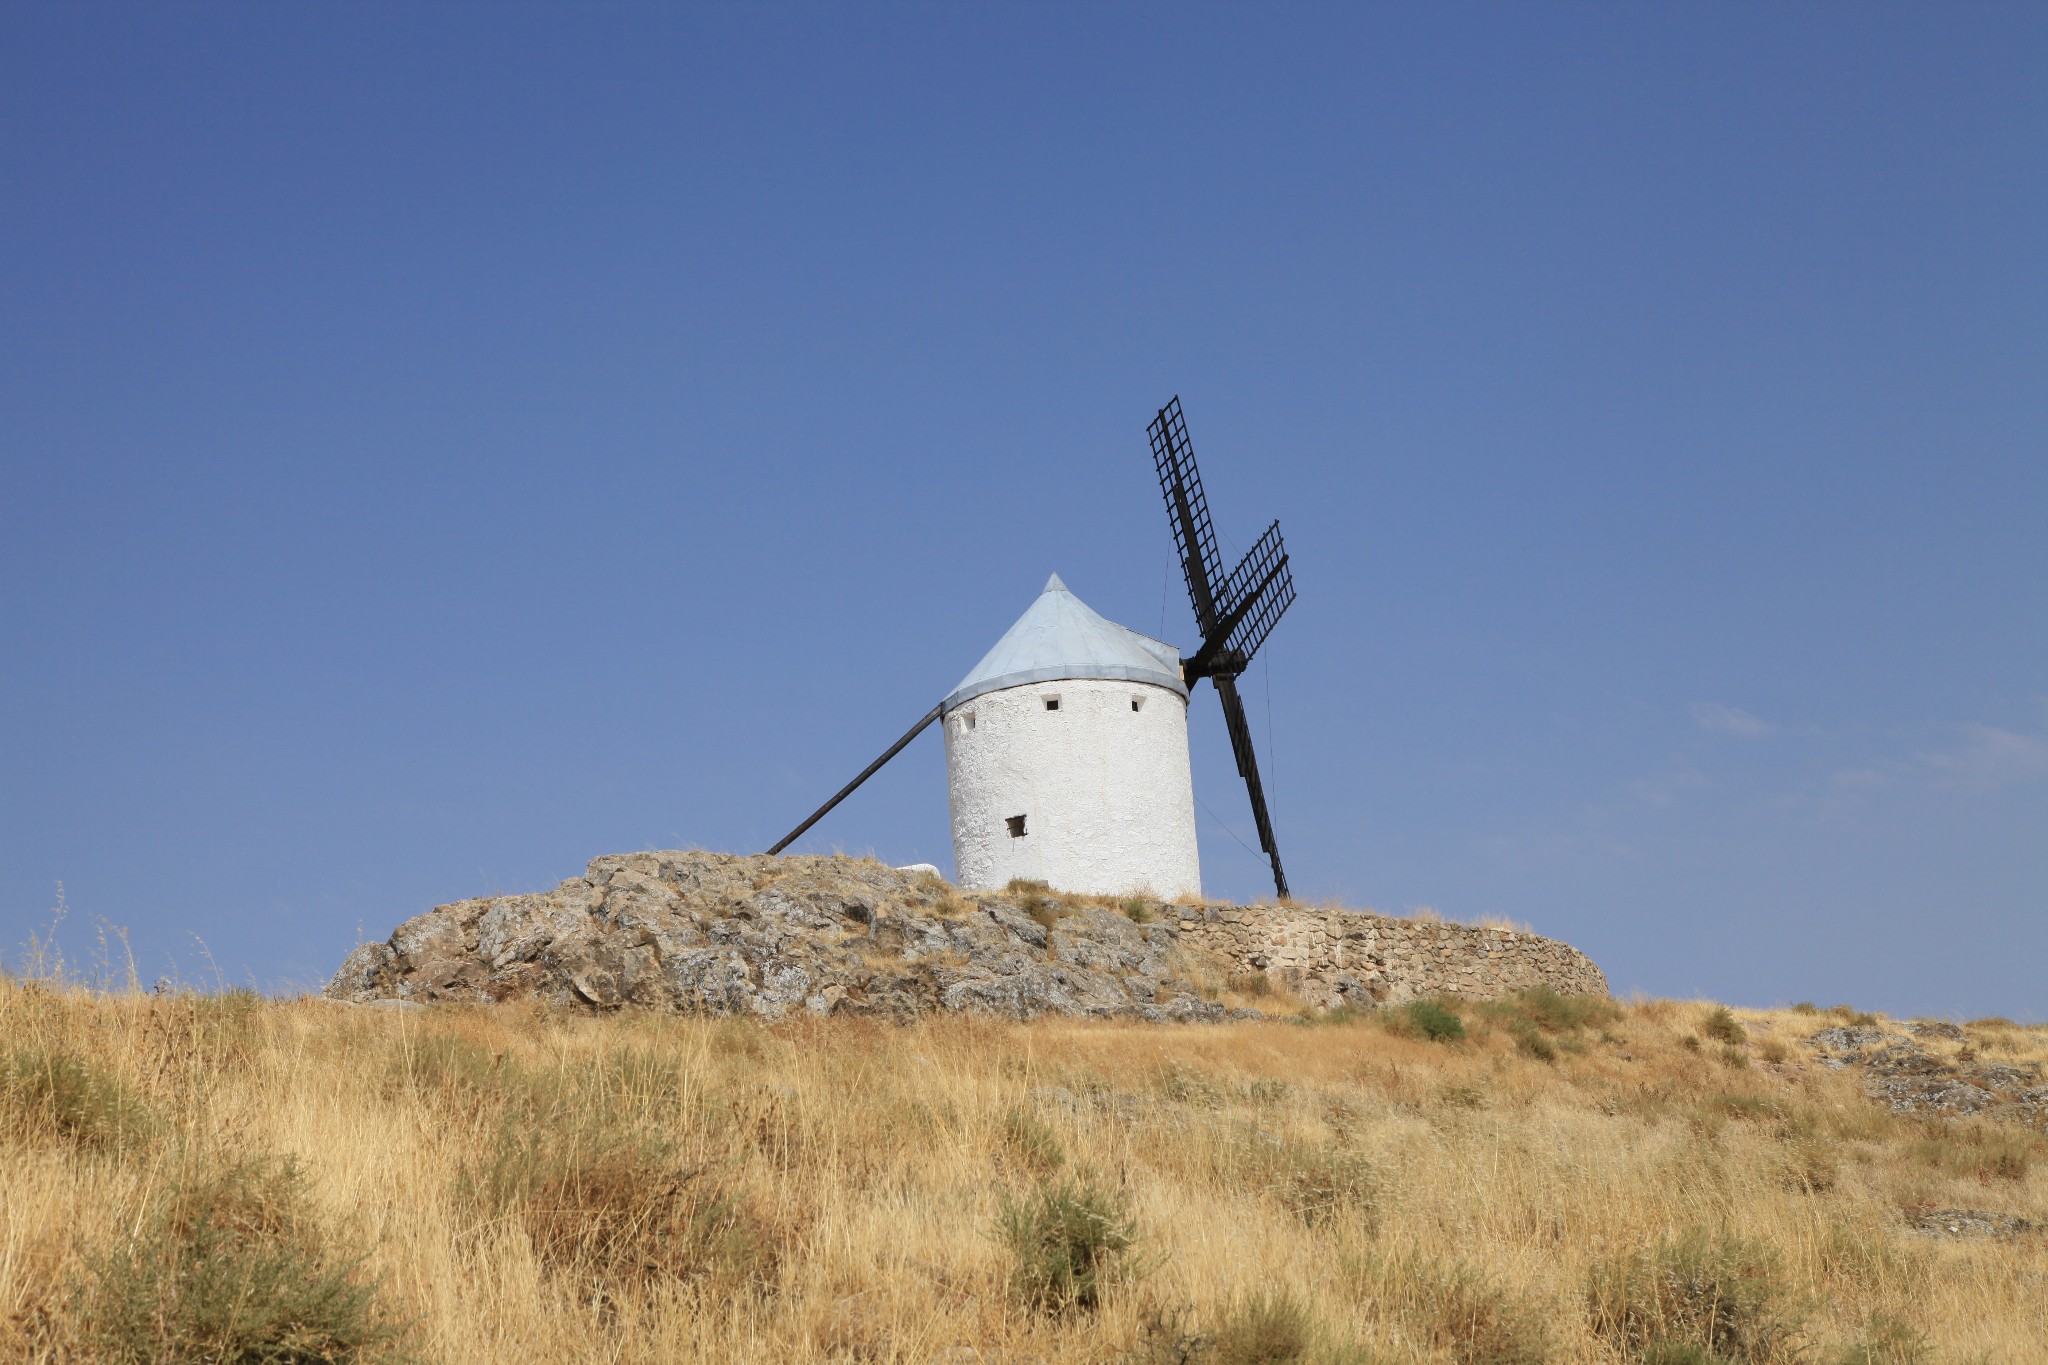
[1149,396,1296,899]
[764,395,1294,905]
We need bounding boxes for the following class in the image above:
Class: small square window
[1130,696,1145,712]
[1006,815,1027,838]
[960,711,976,732]
[1043,696,1060,712]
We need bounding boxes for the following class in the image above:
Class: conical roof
[943,574,1187,712]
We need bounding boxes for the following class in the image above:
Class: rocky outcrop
[1806,1025,2046,1124]
[1171,904,1608,1009]
[326,852,1234,1021]
[324,851,1610,1021]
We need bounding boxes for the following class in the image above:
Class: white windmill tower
[766,396,1295,901]
[938,573,1200,898]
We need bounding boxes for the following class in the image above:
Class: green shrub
[1700,1008,1747,1046]
[1229,972,1275,999]
[1212,1290,1315,1364]
[1509,985,1618,1033]
[997,1179,1138,1313]
[82,1154,405,1364]
[1362,1253,1551,1365]
[1829,1314,1930,1365]
[1121,898,1156,923]
[1000,1106,1066,1175]
[1587,1230,1804,1364]
[1393,999,1465,1044]
[1511,1023,1558,1063]
[2,1048,155,1151]
[1789,1002,1819,1015]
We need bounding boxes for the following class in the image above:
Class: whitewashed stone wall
[944,678,1201,900]
[1170,904,1608,1008]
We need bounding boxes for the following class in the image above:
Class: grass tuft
[1587,1230,1804,1364]
[2,1047,155,1150]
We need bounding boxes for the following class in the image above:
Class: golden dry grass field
[1,981,2043,1364]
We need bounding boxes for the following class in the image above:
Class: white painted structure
[941,575,1201,900]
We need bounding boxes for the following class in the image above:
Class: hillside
[2,982,2043,1363]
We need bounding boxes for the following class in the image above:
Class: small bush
[1121,898,1156,923]
[1511,1023,1558,1063]
[1717,1045,1749,1069]
[1,1048,154,1151]
[1701,1008,1747,1046]
[1829,1006,1880,1027]
[1790,1002,1820,1015]
[1211,1290,1315,1364]
[1392,999,1465,1044]
[1681,1035,1704,1053]
[1757,1038,1789,1064]
[1267,1142,1376,1228]
[1362,1253,1551,1365]
[1000,1106,1066,1175]
[997,1179,1138,1313]
[82,1154,405,1365]
[1509,985,1618,1033]
[1830,1313,1930,1365]
[1587,1230,1804,1364]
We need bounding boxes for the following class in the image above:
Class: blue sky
[3,4,2042,1016]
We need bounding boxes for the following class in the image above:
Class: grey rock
[1905,1208,2036,1239]
[1808,1026,1899,1055]
[324,851,1233,1023]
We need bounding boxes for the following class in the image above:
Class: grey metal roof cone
[943,575,1187,712]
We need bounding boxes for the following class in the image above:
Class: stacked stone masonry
[1174,904,1608,1010]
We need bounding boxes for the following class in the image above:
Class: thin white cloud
[1918,724,2048,790]
[1630,767,1711,808]
[1691,702,1773,737]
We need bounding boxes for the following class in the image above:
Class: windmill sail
[1147,396,1296,899]
[1149,396,1225,633]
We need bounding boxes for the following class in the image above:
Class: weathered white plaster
[944,678,1201,900]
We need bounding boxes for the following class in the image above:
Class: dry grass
[0,983,2043,1363]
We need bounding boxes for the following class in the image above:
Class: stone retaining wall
[1169,904,1607,1010]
